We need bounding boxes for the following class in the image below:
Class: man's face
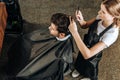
[49,23,59,37]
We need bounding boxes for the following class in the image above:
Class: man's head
[49,13,70,38]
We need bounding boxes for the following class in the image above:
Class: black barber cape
[15,30,74,80]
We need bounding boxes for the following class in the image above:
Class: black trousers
[75,52,102,80]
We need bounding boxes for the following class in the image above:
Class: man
[7,13,75,80]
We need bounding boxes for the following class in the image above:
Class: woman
[69,0,120,80]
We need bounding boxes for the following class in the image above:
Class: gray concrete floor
[0,0,120,80]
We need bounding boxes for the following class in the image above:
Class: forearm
[80,17,96,29]
[71,31,91,59]
[71,31,105,59]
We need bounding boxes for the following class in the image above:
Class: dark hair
[51,13,70,36]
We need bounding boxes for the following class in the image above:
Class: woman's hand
[75,10,86,26]
[69,16,78,34]
[75,10,84,21]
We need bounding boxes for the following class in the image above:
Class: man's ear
[59,33,65,38]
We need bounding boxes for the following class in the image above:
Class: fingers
[75,10,83,20]
[75,10,78,16]
[79,11,83,20]
[69,16,74,23]
[75,10,82,15]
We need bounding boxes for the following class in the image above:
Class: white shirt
[97,21,119,48]
[56,34,71,41]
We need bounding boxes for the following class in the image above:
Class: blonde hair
[103,0,120,27]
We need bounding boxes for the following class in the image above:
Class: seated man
[7,13,75,80]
